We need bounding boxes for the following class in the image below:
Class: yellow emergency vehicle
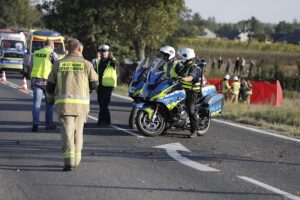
[23,30,65,78]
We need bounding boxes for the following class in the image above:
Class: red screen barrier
[206,79,282,106]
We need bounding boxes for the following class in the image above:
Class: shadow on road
[36,183,278,197]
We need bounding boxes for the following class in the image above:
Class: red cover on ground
[206,79,282,106]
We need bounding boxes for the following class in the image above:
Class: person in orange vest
[30,40,58,132]
[230,75,241,104]
[46,38,98,171]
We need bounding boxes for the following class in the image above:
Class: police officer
[159,45,178,78]
[96,44,118,126]
[177,48,201,138]
[30,40,58,132]
[46,38,98,171]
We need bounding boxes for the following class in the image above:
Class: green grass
[220,97,300,137]
[114,84,300,137]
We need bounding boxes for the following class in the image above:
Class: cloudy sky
[185,0,300,24]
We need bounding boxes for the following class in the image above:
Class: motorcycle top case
[200,84,217,97]
[198,92,224,117]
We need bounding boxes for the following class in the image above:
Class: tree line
[1,0,300,62]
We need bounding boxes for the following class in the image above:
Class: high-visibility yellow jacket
[231,81,241,95]
[163,60,178,78]
[47,54,98,116]
[31,47,52,79]
[179,64,200,91]
[222,80,231,93]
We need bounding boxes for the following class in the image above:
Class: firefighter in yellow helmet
[230,75,241,103]
[222,74,231,101]
[46,38,98,171]
[177,48,201,138]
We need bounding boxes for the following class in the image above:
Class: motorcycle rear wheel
[136,110,166,136]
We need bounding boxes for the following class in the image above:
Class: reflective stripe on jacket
[31,47,52,79]
[180,64,200,91]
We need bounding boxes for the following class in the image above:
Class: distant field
[176,37,300,67]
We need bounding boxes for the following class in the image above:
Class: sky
[185,0,300,24]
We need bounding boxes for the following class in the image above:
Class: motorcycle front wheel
[197,116,211,136]
[129,107,139,129]
[136,110,166,136]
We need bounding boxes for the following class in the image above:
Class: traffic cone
[21,77,28,90]
[0,71,7,82]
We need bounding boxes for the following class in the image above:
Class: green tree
[275,21,294,35]
[0,0,42,29]
[112,0,184,60]
[248,17,264,34]
[40,0,183,61]
[173,7,204,39]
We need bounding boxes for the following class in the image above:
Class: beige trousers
[59,115,85,167]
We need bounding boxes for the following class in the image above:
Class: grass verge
[220,101,300,137]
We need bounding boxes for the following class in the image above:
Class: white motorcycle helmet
[160,46,176,61]
[224,74,230,80]
[177,48,195,63]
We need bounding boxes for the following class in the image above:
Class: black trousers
[97,86,113,124]
[185,90,199,133]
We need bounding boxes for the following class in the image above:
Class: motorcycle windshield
[133,58,150,83]
[147,59,166,85]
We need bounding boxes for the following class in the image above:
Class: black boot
[32,125,38,132]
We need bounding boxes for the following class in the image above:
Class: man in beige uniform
[46,38,98,171]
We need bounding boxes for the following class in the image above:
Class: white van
[0,32,26,52]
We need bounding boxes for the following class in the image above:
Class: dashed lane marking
[87,114,145,138]
[238,176,300,200]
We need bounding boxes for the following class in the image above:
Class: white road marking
[213,119,300,143]
[155,143,220,172]
[112,93,132,101]
[87,114,145,138]
[238,176,300,200]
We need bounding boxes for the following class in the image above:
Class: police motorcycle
[128,58,153,129]
[135,59,224,137]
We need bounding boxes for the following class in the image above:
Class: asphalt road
[0,74,299,200]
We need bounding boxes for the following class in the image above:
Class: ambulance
[0,32,26,72]
[23,30,65,78]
